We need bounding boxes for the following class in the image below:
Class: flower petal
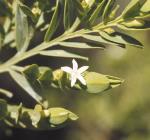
[78,66,89,73]
[77,75,86,85]
[71,75,77,87]
[61,66,72,74]
[72,59,78,71]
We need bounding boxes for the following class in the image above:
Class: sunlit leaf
[122,0,145,19]
[89,0,106,25]
[15,3,34,52]
[102,0,116,23]
[39,50,88,60]
[59,42,103,49]
[99,31,143,48]
[140,0,150,13]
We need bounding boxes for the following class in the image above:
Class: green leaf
[38,67,53,85]
[140,0,150,13]
[89,0,106,25]
[9,70,43,104]
[0,88,13,98]
[0,25,5,50]
[118,19,150,30]
[39,50,88,60]
[58,42,103,49]
[81,34,122,46]
[84,72,110,93]
[15,3,33,52]
[0,99,8,120]
[49,108,78,125]
[99,31,143,48]
[63,0,75,29]
[122,0,145,19]
[44,0,60,41]
[102,0,116,23]
[23,64,40,81]
[73,0,85,17]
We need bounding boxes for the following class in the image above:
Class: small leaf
[99,31,143,48]
[39,50,88,60]
[0,25,5,50]
[15,3,33,52]
[84,72,110,93]
[0,99,8,120]
[23,64,40,81]
[81,34,121,46]
[38,67,53,85]
[9,70,43,104]
[122,0,145,19]
[89,0,106,25]
[63,0,75,29]
[59,42,103,49]
[49,108,78,125]
[102,0,116,23]
[44,0,60,41]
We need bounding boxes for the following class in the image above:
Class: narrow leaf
[102,0,116,23]
[59,42,103,49]
[0,99,8,120]
[39,50,88,60]
[89,0,106,25]
[121,0,145,19]
[81,34,122,46]
[63,0,75,29]
[15,3,33,52]
[44,0,59,41]
[99,31,143,48]
[9,70,43,104]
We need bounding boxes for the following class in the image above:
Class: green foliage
[0,0,149,130]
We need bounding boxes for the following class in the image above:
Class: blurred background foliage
[0,0,150,140]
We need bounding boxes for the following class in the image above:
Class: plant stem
[0,17,123,74]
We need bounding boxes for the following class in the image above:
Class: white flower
[61,59,89,87]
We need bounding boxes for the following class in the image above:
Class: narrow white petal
[77,75,86,85]
[72,59,78,71]
[61,66,72,74]
[78,66,89,73]
[71,76,77,87]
